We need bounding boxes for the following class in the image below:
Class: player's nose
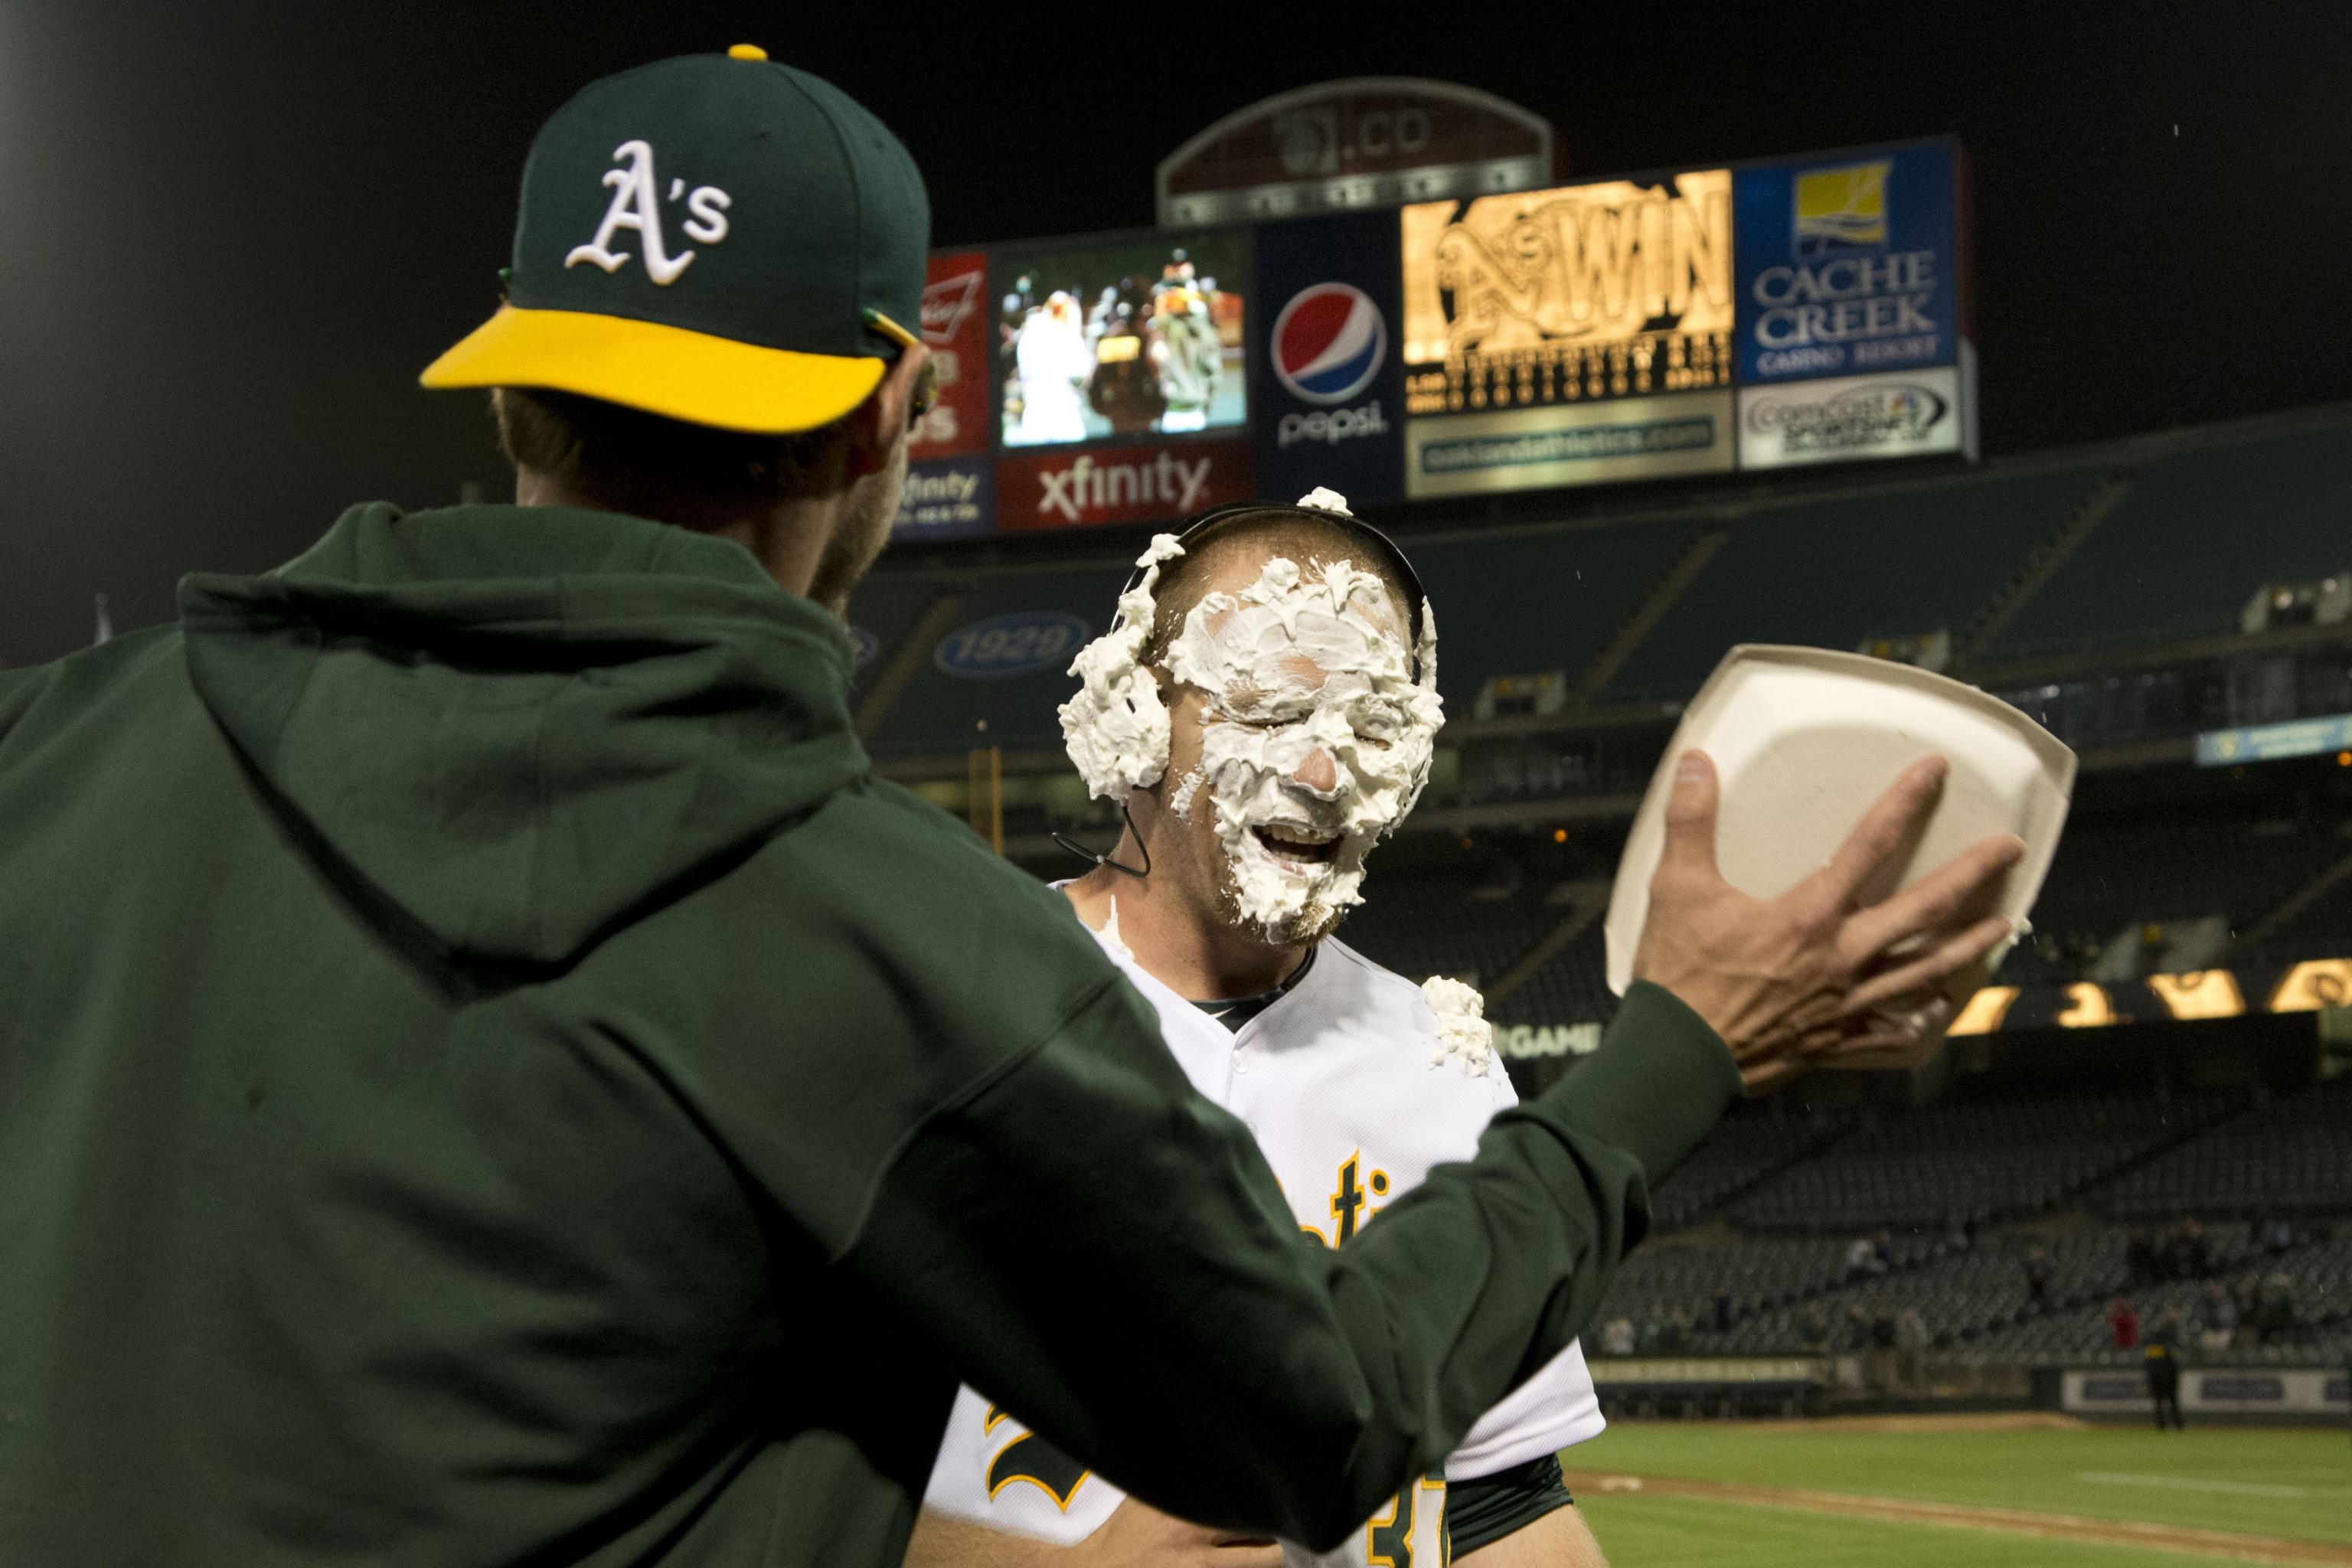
[1289,747,1340,796]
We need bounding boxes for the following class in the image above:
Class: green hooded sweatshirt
[0,502,1739,1566]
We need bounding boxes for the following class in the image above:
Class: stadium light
[2055,983,2116,1029]
[2146,970,2246,1021]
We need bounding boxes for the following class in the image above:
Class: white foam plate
[1605,645,2076,1066]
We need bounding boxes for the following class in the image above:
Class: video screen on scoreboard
[995,230,1249,448]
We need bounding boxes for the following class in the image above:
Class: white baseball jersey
[923,923,1604,1566]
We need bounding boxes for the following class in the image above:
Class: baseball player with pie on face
[0,47,2031,1567]
[910,498,1620,1567]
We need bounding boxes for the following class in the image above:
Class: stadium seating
[1641,1103,1857,1236]
[1409,522,1695,718]
[1577,1072,2346,1365]
[841,567,955,703]
[1599,1236,1859,1339]
[1348,799,2350,1019]
[1987,421,2352,660]
[2101,1076,2352,1217]
[1334,863,1564,995]
[2244,867,2352,967]
[1485,924,1611,1033]
[857,560,1131,758]
[1593,1210,2344,1364]
[1963,1227,2348,1363]
[1730,1093,2237,1233]
[2004,808,2348,982]
[1696,1242,2073,1356]
[1599,468,2096,704]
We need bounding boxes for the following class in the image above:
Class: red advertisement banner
[908,250,990,462]
[996,439,1258,531]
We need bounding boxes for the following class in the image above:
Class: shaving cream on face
[1059,534,1187,801]
[1168,766,1206,819]
[1165,553,1442,939]
[1420,976,1496,1077]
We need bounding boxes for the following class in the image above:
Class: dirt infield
[1704,1411,2095,1436]
[1560,1468,2352,1566]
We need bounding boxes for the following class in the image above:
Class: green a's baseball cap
[422,45,929,433]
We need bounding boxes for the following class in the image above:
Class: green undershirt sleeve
[1446,1454,1574,1557]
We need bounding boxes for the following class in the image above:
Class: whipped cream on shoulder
[1420,975,1496,1077]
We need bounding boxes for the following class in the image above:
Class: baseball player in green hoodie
[0,46,2024,1568]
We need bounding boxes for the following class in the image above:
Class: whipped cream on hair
[1058,533,1186,802]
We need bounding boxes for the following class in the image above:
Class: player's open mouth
[1253,825,1341,865]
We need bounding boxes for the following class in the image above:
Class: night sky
[5,3,2348,668]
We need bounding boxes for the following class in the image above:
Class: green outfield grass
[1565,1419,2352,1566]
[1575,1493,2197,1568]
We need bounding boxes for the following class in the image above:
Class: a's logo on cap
[565,140,733,286]
[1271,283,1386,406]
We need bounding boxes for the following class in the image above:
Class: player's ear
[845,343,930,478]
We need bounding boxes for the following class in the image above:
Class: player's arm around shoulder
[905,1501,1281,1568]
[914,1383,1284,1568]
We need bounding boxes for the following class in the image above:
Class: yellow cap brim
[420,305,886,435]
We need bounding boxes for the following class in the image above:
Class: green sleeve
[0,664,56,743]
[838,979,1736,1553]
[1446,1453,1574,1557]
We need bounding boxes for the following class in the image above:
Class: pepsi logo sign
[933,611,1091,680]
[1272,283,1387,406]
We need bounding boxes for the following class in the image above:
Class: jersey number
[982,1406,1093,1511]
[1367,1472,1448,1566]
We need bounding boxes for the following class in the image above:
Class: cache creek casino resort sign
[890,136,1972,540]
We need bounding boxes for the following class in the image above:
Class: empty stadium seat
[1337,863,1564,994]
[1732,1093,2236,1232]
[1409,522,1696,717]
[2006,808,2348,982]
[1602,467,2097,703]
[2102,1076,2352,1217]
[1989,422,2352,659]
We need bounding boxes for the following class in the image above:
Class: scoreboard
[895,138,1971,538]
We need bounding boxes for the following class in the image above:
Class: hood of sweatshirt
[178,501,868,969]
